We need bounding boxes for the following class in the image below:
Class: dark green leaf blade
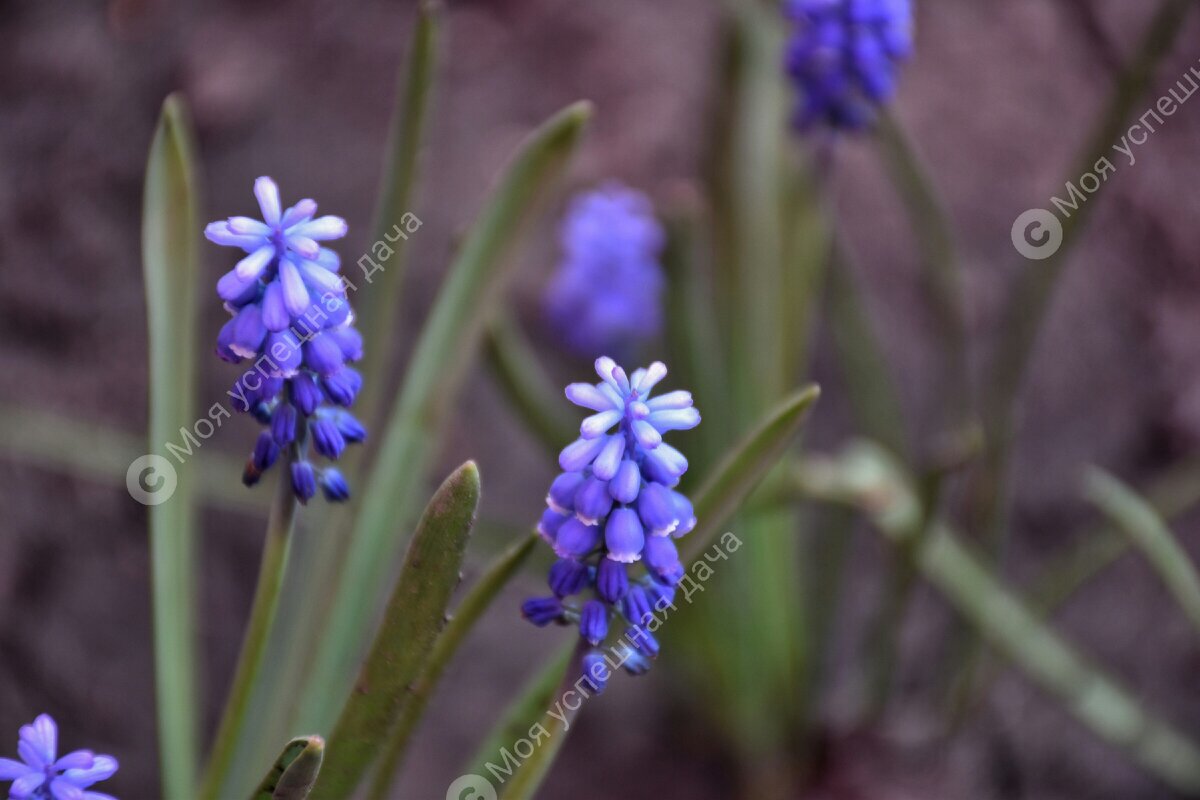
[310,462,481,800]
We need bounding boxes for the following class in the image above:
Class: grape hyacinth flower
[784,0,914,131]
[0,714,119,800]
[208,178,366,503]
[543,183,665,358]
[521,357,700,690]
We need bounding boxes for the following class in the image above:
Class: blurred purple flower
[543,183,665,358]
[0,714,119,800]
[784,0,913,130]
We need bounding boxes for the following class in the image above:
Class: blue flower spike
[522,357,700,687]
[543,183,666,358]
[208,178,367,502]
[784,0,914,131]
[0,714,119,800]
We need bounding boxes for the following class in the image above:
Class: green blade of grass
[1084,467,1200,635]
[141,93,202,800]
[366,533,538,800]
[0,404,258,514]
[251,737,325,800]
[494,643,586,800]
[684,384,822,559]
[297,102,590,733]
[797,443,1200,795]
[462,642,574,789]
[354,0,441,432]
[311,462,481,800]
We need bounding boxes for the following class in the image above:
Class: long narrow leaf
[366,533,539,800]
[141,94,202,800]
[684,384,822,559]
[798,443,1200,795]
[298,102,590,732]
[464,643,573,787]
[311,462,481,800]
[252,737,324,800]
[1085,468,1200,635]
[355,0,441,431]
[0,404,257,514]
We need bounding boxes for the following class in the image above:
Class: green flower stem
[484,313,577,458]
[366,534,538,800]
[496,641,588,800]
[200,447,301,800]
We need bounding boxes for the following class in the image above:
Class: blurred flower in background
[784,0,914,130]
[543,182,666,359]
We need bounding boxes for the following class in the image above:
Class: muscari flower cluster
[543,183,665,358]
[784,0,914,131]
[522,357,700,692]
[0,714,118,800]
[207,177,366,503]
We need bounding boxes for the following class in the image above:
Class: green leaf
[251,737,324,800]
[366,533,539,800]
[484,314,576,458]
[310,462,481,800]
[683,384,822,559]
[1084,468,1200,635]
[354,0,441,431]
[298,101,590,733]
[141,93,202,800]
[922,526,1200,795]
[797,443,1200,795]
[0,404,258,514]
[1026,458,1200,616]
